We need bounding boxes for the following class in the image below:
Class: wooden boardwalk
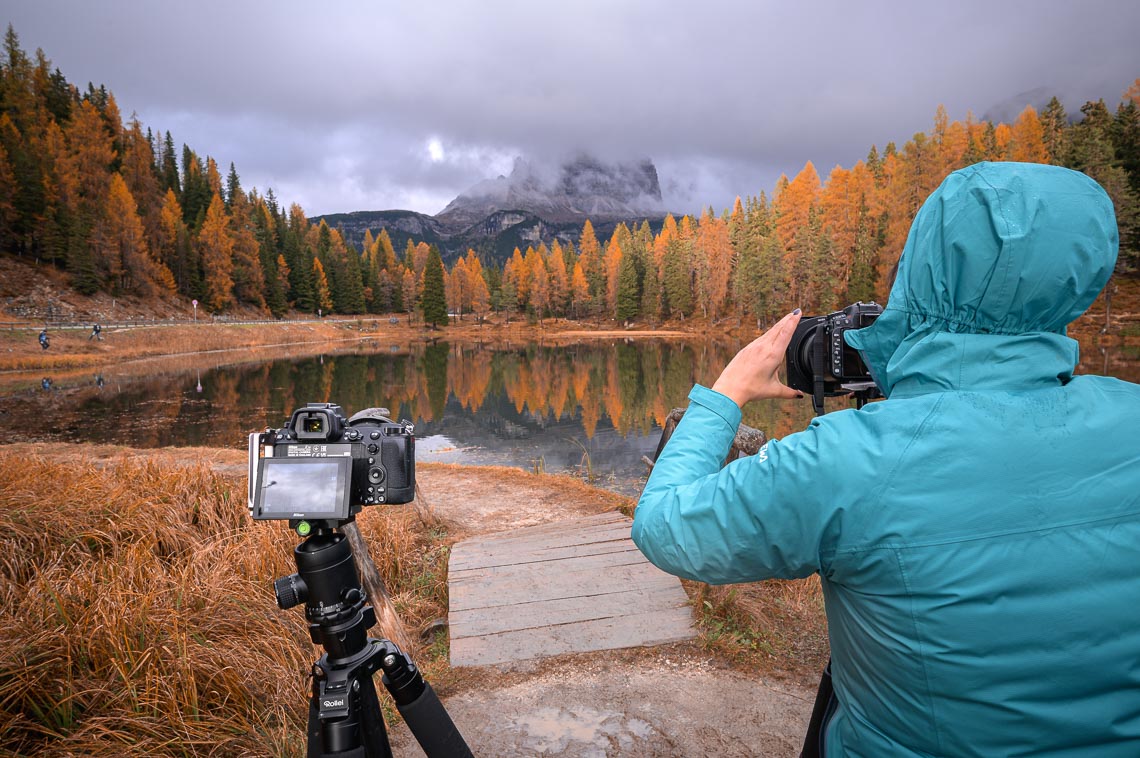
[447,511,696,667]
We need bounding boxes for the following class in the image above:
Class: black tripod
[273,522,472,758]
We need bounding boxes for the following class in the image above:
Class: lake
[3,334,1137,496]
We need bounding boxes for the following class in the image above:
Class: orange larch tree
[1010,105,1048,163]
[197,193,236,311]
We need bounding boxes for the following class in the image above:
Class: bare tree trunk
[1103,280,1115,334]
[342,520,414,652]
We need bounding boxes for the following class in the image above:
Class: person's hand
[711,309,804,408]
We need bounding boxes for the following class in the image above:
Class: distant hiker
[89,323,102,341]
[41,377,52,391]
[38,329,49,350]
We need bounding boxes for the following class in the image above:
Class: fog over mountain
[312,153,671,263]
[435,154,665,231]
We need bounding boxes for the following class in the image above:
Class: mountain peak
[436,154,664,231]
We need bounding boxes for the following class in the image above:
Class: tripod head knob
[274,573,308,609]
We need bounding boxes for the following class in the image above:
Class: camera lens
[368,466,386,484]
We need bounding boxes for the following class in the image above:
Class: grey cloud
[6,0,1139,217]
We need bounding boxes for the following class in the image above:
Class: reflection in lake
[3,333,1137,496]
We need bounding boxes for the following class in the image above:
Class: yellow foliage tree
[196,194,235,311]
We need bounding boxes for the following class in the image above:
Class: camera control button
[370,431,381,440]
[367,443,379,454]
[368,457,375,464]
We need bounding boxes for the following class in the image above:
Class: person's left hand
[711,309,804,408]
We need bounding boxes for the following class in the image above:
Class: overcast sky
[4,1,1139,217]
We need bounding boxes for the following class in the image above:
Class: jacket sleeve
[631,384,839,584]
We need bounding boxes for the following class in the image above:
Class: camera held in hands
[247,402,415,525]
[785,301,883,415]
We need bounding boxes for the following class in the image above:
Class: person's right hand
[710,309,804,408]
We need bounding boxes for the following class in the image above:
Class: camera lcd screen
[255,456,351,520]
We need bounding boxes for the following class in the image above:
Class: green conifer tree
[420,246,449,327]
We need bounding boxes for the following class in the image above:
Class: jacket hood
[845,162,1118,399]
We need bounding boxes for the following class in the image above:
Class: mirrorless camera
[247,403,415,523]
[785,301,883,415]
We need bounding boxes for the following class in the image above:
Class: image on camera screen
[257,457,349,517]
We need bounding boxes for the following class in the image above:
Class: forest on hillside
[1,25,1137,325]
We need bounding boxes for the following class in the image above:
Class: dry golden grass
[0,451,451,757]
[686,576,829,680]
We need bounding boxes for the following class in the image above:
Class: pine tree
[615,241,640,322]
[421,246,448,328]
[1039,98,1068,165]
[160,132,180,194]
[225,162,241,208]
[662,235,692,317]
[285,204,315,311]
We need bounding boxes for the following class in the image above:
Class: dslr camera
[247,403,415,524]
[785,301,883,415]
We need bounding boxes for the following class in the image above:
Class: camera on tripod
[247,403,415,524]
[246,402,471,757]
[785,301,883,415]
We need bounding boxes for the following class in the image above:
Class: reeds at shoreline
[0,451,450,756]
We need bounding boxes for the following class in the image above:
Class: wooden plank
[449,533,633,569]
[449,542,637,575]
[449,561,674,612]
[449,544,644,579]
[447,511,696,667]
[449,606,697,667]
[450,585,690,639]
[450,513,630,546]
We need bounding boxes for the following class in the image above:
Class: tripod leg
[308,666,393,758]
[357,674,393,758]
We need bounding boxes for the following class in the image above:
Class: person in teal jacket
[632,162,1140,757]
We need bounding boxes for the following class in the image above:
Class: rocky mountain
[311,155,669,265]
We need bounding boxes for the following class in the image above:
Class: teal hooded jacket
[632,163,1140,757]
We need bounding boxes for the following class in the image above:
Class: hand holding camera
[712,309,805,407]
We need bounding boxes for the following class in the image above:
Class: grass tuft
[0,451,451,756]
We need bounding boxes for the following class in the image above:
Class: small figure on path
[89,323,102,341]
[41,377,52,391]
[38,329,49,350]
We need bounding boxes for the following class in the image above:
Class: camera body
[785,301,883,415]
[248,403,415,523]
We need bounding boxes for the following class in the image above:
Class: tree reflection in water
[7,335,1136,493]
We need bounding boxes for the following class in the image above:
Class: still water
[4,336,1137,496]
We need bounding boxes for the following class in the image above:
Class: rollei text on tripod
[249,403,472,758]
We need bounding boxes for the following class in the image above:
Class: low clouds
[7,0,1139,216]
